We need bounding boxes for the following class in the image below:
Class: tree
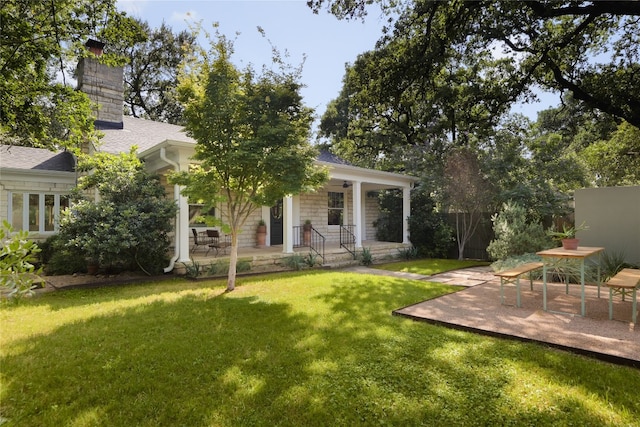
[442,147,496,260]
[170,31,328,292]
[56,149,178,275]
[115,20,197,124]
[582,121,640,186]
[486,201,552,261]
[309,0,640,129]
[0,0,142,149]
[0,220,41,301]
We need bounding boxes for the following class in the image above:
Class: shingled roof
[0,145,75,172]
[98,116,195,154]
[316,150,353,166]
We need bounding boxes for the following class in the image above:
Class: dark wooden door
[270,199,283,245]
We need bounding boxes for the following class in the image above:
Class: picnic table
[536,246,604,317]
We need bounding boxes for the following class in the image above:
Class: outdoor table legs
[538,247,604,317]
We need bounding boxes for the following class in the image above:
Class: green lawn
[1,264,639,426]
[374,258,490,275]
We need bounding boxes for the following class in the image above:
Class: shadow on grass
[1,270,639,426]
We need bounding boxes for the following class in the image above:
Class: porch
[182,240,411,275]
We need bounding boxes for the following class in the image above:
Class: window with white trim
[9,192,70,233]
[328,192,344,225]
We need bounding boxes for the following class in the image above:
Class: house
[0,40,417,271]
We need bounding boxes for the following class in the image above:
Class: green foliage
[115,20,197,125]
[407,188,454,258]
[490,253,544,273]
[398,246,419,260]
[487,202,553,261]
[0,221,41,301]
[600,250,636,281]
[374,190,403,243]
[312,0,640,129]
[303,252,319,268]
[582,121,640,186]
[236,260,252,273]
[547,221,589,241]
[359,247,373,266]
[376,187,453,259]
[207,262,228,276]
[57,150,177,275]
[0,0,143,149]
[182,261,201,279]
[283,254,305,271]
[170,28,328,291]
[40,234,86,275]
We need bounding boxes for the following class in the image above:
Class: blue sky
[117,0,558,132]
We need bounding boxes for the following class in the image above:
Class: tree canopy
[0,0,142,149]
[170,30,327,291]
[114,19,197,125]
[310,0,640,128]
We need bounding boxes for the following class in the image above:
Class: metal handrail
[340,224,356,259]
[293,225,325,264]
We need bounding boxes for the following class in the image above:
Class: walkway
[346,266,639,368]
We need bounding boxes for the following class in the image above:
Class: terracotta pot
[561,238,579,250]
[256,225,267,248]
[87,263,99,275]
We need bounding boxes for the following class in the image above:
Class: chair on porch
[206,229,231,256]
[191,228,213,254]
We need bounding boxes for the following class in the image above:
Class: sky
[117,0,559,132]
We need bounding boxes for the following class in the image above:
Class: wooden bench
[606,268,640,324]
[494,262,544,308]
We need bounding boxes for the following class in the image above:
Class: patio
[392,267,639,368]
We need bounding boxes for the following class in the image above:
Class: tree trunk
[226,233,239,292]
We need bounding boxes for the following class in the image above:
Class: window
[189,204,216,227]
[9,192,69,233]
[328,192,344,225]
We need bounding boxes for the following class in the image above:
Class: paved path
[344,266,639,368]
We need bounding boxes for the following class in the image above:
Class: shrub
[236,260,251,273]
[304,253,319,268]
[0,220,41,301]
[486,201,552,261]
[359,247,373,266]
[183,261,201,278]
[57,150,178,275]
[407,188,454,258]
[600,250,635,281]
[283,254,305,271]
[374,187,453,258]
[398,246,419,260]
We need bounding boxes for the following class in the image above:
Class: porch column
[177,188,191,263]
[402,185,411,244]
[353,180,362,248]
[283,195,294,254]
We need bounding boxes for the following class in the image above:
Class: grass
[374,258,490,276]
[1,260,639,426]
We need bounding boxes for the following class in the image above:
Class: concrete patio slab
[393,276,639,368]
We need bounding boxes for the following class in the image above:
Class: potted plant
[548,221,589,250]
[256,219,267,248]
[303,219,312,246]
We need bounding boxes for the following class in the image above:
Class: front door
[270,199,284,245]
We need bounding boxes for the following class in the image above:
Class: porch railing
[340,224,356,259]
[293,225,325,264]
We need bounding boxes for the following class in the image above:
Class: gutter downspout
[160,147,180,273]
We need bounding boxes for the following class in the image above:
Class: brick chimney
[76,39,124,130]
